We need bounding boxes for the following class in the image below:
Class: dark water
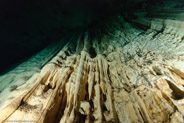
[0,0,183,74]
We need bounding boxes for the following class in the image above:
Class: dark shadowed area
[0,0,183,74]
[0,0,121,74]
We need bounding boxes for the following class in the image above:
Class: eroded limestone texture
[1,15,184,123]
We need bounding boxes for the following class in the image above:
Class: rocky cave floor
[0,14,184,123]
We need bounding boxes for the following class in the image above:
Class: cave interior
[0,0,184,122]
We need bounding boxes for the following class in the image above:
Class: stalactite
[1,12,184,123]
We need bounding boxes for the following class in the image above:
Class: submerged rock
[1,3,184,122]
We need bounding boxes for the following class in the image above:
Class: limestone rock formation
[1,10,184,123]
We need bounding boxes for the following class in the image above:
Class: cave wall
[1,0,184,122]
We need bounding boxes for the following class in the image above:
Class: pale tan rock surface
[1,16,184,123]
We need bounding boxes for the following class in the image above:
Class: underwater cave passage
[1,0,184,122]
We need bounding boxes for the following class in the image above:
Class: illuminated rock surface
[1,1,184,122]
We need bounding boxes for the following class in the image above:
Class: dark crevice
[89,46,97,58]
[152,25,165,39]
[166,80,184,100]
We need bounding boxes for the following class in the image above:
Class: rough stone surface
[1,15,184,123]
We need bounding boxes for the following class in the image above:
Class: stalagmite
[1,8,184,123]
